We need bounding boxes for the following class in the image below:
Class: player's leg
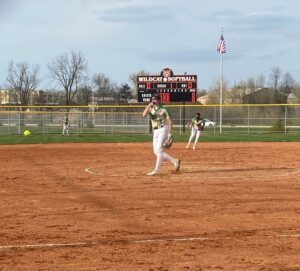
[148,129,163,175]
[193,130,201,150]
[148,126,180,175]
[186,129,196,149]
[160,126,180,172]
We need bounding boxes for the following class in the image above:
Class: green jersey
[191,117,205,130]
[149,105,170,129]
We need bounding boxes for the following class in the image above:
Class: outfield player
[186,112,205,150]
[62,117,70,136]
[142,93,180,176]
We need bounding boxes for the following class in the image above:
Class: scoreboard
[137,69,197,103]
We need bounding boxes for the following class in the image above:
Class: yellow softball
[23,130,31,136]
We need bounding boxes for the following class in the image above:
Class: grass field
[1,132,300,145]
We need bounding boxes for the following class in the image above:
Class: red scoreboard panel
[137,74,197,103]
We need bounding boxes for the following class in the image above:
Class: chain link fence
[0,104,300,135]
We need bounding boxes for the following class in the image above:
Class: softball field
[0,142,299,270]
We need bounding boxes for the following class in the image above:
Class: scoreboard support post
[182,102,186,133]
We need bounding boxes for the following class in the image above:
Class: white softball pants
[188,128,201,147]
[63,125,69,135]
[153,125,176,172]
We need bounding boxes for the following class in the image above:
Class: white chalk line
[85,167,121,177]
[279,168,300,176]
[85,162,224,176]
[188,167,300,179]
[131,237,209,243]
[1,234,299,250]
[0,242,88,249]
[0,237,208,250]
[85,165,300,179]
[277,234,300,237]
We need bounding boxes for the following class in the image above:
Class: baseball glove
[163,134,173,148]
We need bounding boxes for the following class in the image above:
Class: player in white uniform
[62,117,70,136]
[186,113,205,150]
[142,94,180,176]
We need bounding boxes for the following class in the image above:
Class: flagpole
[217,28,226,134]
[219,28,223,134]
[220,52,223,134]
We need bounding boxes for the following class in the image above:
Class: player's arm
[164,108,173,135]
[142,102,154,117]
[166,116,173,136]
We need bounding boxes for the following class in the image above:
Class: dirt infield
[0,142,299,271]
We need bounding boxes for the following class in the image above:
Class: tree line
[2,50,300,108]
[205,66,299,104]
[2,51,144,108]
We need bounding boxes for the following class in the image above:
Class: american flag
[217,34,226,54]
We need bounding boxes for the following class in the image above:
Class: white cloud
[1,0,300,90]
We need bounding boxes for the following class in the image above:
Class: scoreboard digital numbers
[137,68,197,103]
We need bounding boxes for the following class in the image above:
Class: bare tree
[128,70,151,99]
[206,78,228,104]
[36,89,62,105]
[118,83,132,103]
[279,72,295,94]
[6,61,40,109]
[48,51,88,106]
[92,73,117,104]
[229,80,248,103]
[246,77,256,93]
[269,66,281,92]
[292,83,300,100]
[269,66,284,103]
[206,89,220,104]
[76,84,93,106]
[255,74,266,88]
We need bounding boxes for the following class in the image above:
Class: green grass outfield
[0,132,300,145]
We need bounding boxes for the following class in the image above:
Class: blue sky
[0,0,299,90]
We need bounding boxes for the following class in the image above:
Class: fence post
[78,112,80,134]
[18,111,21,135]
[247,105,250,135]
[81,112,83,134]
[214,106,217,134]
[46,112,48,134]
[104,112,106,133]
[47,110,49,134]
[112,107,114,134]
[8,110,10,135]
[42,108,45,135]
[284,105,287,134]
[124,112,126,133]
